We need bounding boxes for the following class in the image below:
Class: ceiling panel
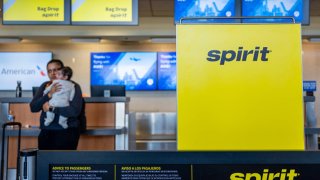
[310,0,320,16]
[138,0,153,16]
[151,0,174,11]
[139,0,174,17]
[151,0,174,17]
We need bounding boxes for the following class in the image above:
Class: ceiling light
[71,38,101,43]
[151,38,176,43]
[0,37,21,43]
[106,36,150,42]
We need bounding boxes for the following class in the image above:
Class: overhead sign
[242,0,307,24]
[72,0,138,25]
[174,0,236,24]
[177,24,304,150]
[3,0,70,24]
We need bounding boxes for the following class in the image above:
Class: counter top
[0,97,130,103]
[5,127,318,136]
[1,126,126,136]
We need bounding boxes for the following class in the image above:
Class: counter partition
[0,97,132,169]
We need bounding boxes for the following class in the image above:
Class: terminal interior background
[0,0,319,125]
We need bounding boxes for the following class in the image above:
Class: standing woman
[30,59,83,150]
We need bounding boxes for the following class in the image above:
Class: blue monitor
[91,52,157,90]
[242,0,309,25]
[157,52,176,91]
[175,0,237,24]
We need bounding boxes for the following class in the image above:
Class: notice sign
[37,151,320,180]
[116,164,190,180]
[49,164,190,180]
[3,0,68,24]
[49,164,114,180]
[72,0,138,25]
[48,163,320,180]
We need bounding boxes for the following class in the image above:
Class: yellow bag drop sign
[72,0,132,22]
[177,24,304,150]
[3,0,65,21]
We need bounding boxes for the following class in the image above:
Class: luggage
[1,122,22,180]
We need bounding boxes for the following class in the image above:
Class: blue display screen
[242,0,303,23]
[91,52,157,90]
[303,81,316,92]
[175,0,236,24]
[157,52,177,90]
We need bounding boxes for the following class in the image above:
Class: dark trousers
[38,128,80,150]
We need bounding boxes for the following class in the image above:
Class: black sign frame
[38,151,320,180]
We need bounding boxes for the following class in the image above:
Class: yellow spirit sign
[177,24,304,150]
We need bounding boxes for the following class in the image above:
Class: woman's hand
[48,82,62,98]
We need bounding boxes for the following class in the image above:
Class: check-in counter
[0,97,131,168]
[130,112,177,151]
